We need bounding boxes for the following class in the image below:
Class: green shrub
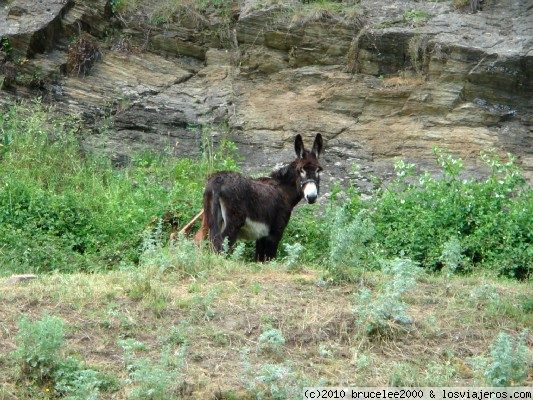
[281,206,331,263]
[54,357,116,400]
[367,149,531,278]
[241,348,303,400]
[13,314,114,397]
[0,101,237,275]
[326,207,379,282]
[403,9,431,26]
[484,331,529,386]
[282,242,304,271]
[257,329,286,355]
[14,314,65,382]
[354,258,421,334]
[120,341,186,400]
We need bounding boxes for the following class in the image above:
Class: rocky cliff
[1,0,532,189]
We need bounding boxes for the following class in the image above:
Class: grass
[1,264,531,397]
[110,0,233,26]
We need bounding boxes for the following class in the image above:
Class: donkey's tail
[203,181,224,249]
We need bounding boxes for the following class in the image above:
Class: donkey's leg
[220,224,242,251]
[254,237,280,262]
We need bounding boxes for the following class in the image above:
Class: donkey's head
[294,134,323,204]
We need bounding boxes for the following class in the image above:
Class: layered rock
[1,0,531,188]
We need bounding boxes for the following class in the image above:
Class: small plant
[469,284,500,308]
[441,236,465,275]
[14,314,65,381]
[257,329,286,355]
[14,314,114,397]
[161,325,189,347]
[1,36,12,55]
[188,288,219,321]
[318,343,335,358]
[484,331,529,386]
[354,258,421,335]
[54,357,115,400]
[241,348,303,399]
[110,0,127,13]
[231,242,247,261]
[66,33,101,76]
[121,340,186,400]
[327,208,378,282]
[403,9,431,26]
[283,242,304,270]
[388,362,419,387]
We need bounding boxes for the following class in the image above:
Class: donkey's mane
[269,162,297,185]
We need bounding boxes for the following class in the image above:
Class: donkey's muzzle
[306,195,317,204]
[303,181,318,204]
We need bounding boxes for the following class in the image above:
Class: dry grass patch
[1,267,531,398]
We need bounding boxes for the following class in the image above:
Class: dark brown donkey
[198,134,323,261]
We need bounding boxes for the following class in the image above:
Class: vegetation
[0,102,531,397]
[13,315,116,399]
[66,34,102,77]
[287,151,531,280]
[1,100,530,281]
[0,101,236,275]
[483,331,529,386]
[403,9,431,26]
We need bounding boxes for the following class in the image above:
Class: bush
[257,329,286,355]
[241,348,303,400]
[54,357,116,400]
[360,149,531,279]
[14,314,65,382]
[120,340,186,400]
[354,258,421,335]
[13,314,114,397]
[484,331,529,386]
[328,207,379,281]
[0,101,237,275]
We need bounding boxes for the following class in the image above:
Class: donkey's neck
[269,162,303,208]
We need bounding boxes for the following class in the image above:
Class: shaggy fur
[201,134,323,261]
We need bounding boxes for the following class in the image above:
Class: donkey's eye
[300,170,306,178]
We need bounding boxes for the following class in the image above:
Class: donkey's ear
[294,134,305,158]
[311,134,323,158]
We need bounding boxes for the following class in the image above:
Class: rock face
[1,0,532,189]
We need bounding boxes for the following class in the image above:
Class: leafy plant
[403,9,431,26]
[0,101,238,275]
[241,348,303,400]
[257,329,286,355]
[120,340,186,400]
[327,207,378,282]
[282,242,304,270]
[484,331,529,386]
[1,36,12,55]
[441,236,465,275]
[367,149,531,278]
[13,314,114,397]
[54,357,116,400]
[354,258,421,334]
[14,314,65,381]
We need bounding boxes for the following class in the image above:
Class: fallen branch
[170,209,206,242]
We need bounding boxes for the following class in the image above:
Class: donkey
[199,134,323,261]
